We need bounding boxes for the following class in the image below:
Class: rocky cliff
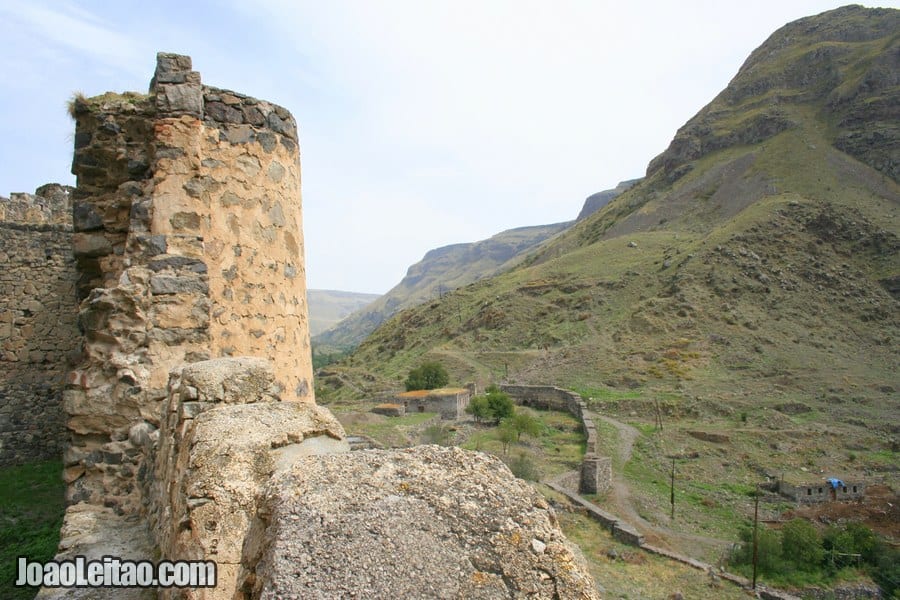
[576,179,641,221]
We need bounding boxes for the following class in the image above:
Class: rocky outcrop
[147,358,346,599]
[647,5,899,182]
[244,446,600,600]
[576,179,641,221]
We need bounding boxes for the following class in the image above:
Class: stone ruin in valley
[1,54,601,599]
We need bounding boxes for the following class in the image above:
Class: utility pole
[670,457,675,521]
[752,483,760,590]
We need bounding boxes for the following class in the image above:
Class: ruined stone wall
[146,358,345,599]
[501,384,610,495]
[63,53,315,514]
[0,185,78,465]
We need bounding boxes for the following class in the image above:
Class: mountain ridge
[319,5,898,406]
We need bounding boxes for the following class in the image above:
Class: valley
[316,6,899,597]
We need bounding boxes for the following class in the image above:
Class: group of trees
[730,519,898,595]
[466,385,542,455]
[404,362,449,391]
[404,365,544,479]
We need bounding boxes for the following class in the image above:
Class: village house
[394,387,472,420]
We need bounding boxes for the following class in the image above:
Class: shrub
[781,518,824,572]
[731,524,783,576]
[485,387,514,422]
[404,362,449,391]
[511,411,542,441]
[467,386,514,424]
[496,419,518,455]
[465,396,492,422]
[421,424,453,446]
[506,453,540,481]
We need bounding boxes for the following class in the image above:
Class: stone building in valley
[396,387,472,420]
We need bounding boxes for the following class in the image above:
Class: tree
[496,419,518,455]
[465,396,491,422]
[466,386,514,424]
[485,387,514,422]
[511,411,542,441]
[781,518,824,572]
[404,362,449,391]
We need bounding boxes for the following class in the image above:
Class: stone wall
[146,358,346,599]
[0,184,78,466]
[39,54,603,600]
[397,387,471,420]
[501,384,612,495]
[63,53,315,514]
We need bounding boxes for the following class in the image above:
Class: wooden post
[752,483,760,589]
[670,457,675,521]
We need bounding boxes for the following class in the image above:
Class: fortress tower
[65,53,315,509]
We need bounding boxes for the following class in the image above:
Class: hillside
[312,222,571,350]
[320,4,899,455]
[307,289,381,336]
[325,4,898,389]
[313,182,641,352]
[316,8,899,570]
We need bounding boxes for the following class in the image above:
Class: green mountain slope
[312,222,571,350]
[307,289,381,336]
[321,5,899,412]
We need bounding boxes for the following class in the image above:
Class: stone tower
[65,53,315,509]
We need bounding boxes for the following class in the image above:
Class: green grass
[556,508,750,599]
[0,461,65,600]
[461,407,586,479]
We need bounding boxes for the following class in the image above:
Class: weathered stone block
[155,83,203,116]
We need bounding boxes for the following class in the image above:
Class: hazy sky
[1,1,895,293]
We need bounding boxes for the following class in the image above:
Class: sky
[1,1,896,294]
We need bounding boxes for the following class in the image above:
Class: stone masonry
[0,184,79,466]
[38,54,601,600]
[501,384,612,495]
[63,53,315,514]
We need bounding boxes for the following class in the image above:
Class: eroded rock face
[243,446,600,600]
[646,5,899,182]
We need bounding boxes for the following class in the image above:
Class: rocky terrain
[251,446,600,599]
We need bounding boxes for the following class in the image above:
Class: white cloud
[0,0,145,77]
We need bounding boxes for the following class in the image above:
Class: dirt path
[595,413,732,559]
